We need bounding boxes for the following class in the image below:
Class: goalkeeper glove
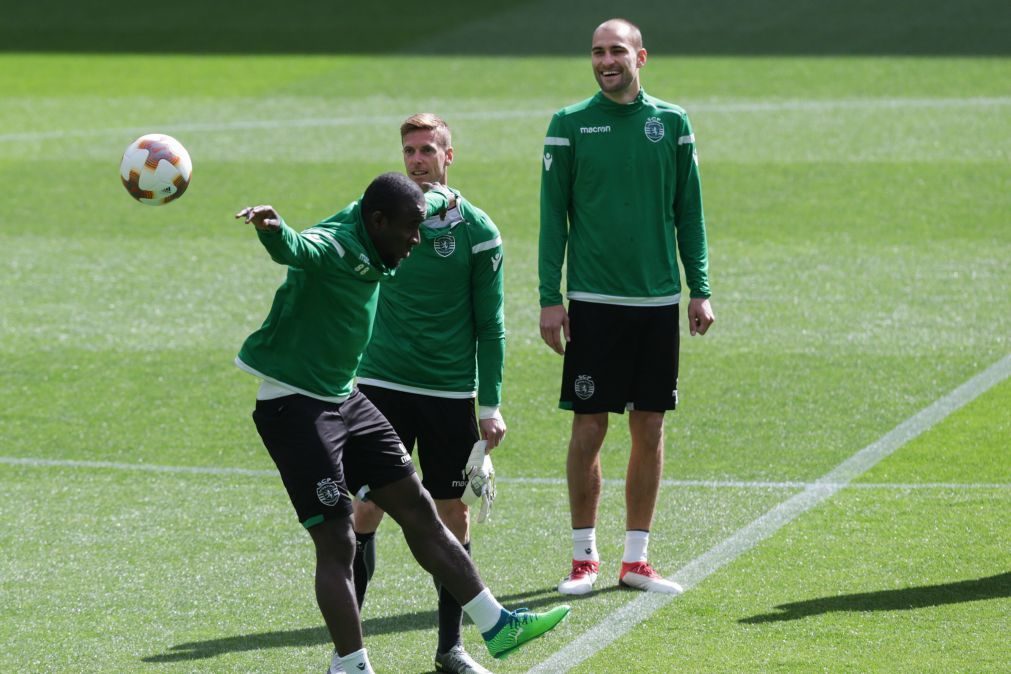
[460,440,495,523]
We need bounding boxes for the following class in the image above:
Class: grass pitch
[1,20,1009,674]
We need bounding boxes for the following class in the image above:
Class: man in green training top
[235,173,568,674]
[539,18,716,597]
[350,114,506,674]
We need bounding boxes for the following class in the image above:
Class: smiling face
[402,127,453,187]
[591,19,647,104]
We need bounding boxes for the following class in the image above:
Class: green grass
[589,381,1011,673]
[1,43,1009,674]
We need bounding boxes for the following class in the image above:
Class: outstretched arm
[236,204,281,231]
[235,204,335,271]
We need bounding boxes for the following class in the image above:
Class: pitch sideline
[529,353,1011,673]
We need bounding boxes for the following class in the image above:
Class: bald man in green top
[539,18,716,598]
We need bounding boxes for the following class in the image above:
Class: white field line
[0,456,1007,491]
[0,456,275,477]
[1,97,1009,143]
[0,109,544,143]
[530,353,1011,674]
[499,477,1011,490]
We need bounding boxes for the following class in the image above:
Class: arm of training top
[256,218,345,272]
[467,203,506,409]
[671,113,711,299]
[538,113,573,307]
[254,189,452,274]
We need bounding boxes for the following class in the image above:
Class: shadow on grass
[142,584,590,662]
[739,571,1011,624]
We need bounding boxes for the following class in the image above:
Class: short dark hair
[361,172,424,222]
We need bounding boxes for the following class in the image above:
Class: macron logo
[580,125,611,134]
[543,152,553,171]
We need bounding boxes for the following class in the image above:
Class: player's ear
[367,209,387,233]
[445,146,454,166]
[637,48,647,68]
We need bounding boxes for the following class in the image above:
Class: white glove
[460,440,495,523]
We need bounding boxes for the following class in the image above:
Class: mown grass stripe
[1,456,1008,491]
[2,97,1008,143]
[0,456,275,477]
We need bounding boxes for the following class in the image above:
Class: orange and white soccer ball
[119,133,192,205]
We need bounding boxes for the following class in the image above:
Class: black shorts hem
[357,384,478,499]
[299,504,358,529]
[356,462,417,496]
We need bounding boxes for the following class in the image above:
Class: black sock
[353,531,376,609]
[436,541,470,654]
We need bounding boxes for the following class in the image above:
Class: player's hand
[539,304,570,355]
[687,297,715,336]
[420,182,458,214]
[236,205,281,232]
[479,415,507,450]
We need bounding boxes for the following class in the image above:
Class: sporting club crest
[644,116,665,143]
[574,374,596,400]
[434,234,456,257]
[316,478,342,506]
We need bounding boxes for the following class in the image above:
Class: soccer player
[235,173,569,674]
[350,114,506,674]
[538,18,715,597]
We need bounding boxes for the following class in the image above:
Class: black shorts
[560,300,679,414]
[358,384,479,500]
[251,390,415,528]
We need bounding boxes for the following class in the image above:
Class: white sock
[339,648,374,674]
[623,530,649,563]
[573,527,599,562]
[462,587,506,634]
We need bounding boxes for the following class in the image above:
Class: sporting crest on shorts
[574,374,596,400]
[434,234,456,257]
[644,116,665,143]
[316,478,342,506]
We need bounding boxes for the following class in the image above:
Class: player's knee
[572,412,608,448]
[435,498,469,540]
[353,497,386,532]
[630,410,665,447]
[308,518,356,565]
[574,412,607,431]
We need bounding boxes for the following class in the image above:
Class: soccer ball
[119,133,192,205]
